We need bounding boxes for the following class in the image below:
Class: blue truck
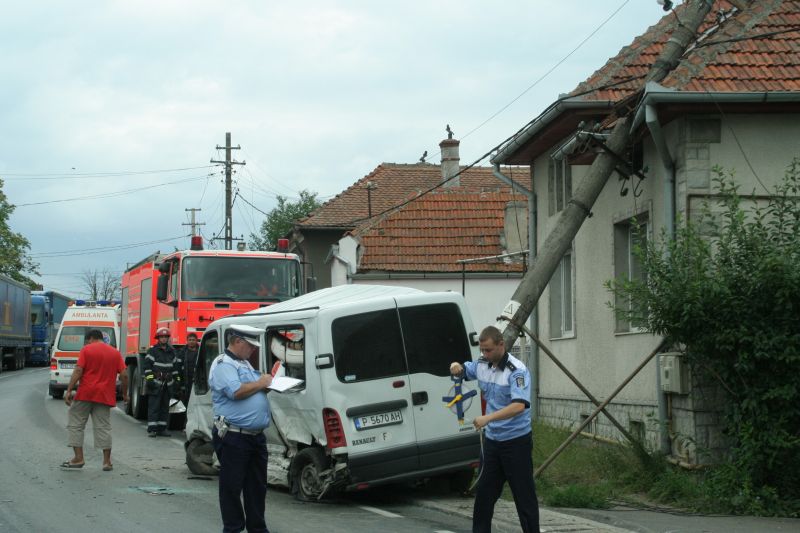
[0,273,32,372]
[29,290,71,365]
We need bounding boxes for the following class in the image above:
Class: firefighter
[144,327,183,437]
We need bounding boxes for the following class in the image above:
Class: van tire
[186,438,217,476]
[130,366,148,420]
[291,447,328,502]
[51,389,64,400]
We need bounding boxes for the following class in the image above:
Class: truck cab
[185,285,482,499]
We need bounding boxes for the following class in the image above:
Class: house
[490,0,800,464]
[290,135,531,333]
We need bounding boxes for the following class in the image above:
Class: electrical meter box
[660,352,689,394]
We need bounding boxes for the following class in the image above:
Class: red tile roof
[297,163,529,229]
[572,0,800,101]
[353,188,528,273]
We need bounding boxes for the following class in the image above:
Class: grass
[498,421,706,511]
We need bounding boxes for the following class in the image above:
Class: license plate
[61,362,76,369]
[354,410,402,430]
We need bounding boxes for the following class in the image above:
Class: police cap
[228,324,262,348]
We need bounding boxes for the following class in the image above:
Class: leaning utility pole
[499,0,715,348]
[210,132,246,250]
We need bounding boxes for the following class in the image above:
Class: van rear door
[394,293,480,470]
[318,298,418,483]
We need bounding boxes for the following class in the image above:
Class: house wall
[292,229,345,290]
[531,112,800,460]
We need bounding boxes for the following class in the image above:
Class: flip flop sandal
[60,460,84,469]
[102,464,114,471]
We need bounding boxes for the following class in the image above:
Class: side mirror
[156,276,169,301]
[469,332,479,346]
[306,276,317,293]
[315,354,333,369]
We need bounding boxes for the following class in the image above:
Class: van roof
[244,284,423,316]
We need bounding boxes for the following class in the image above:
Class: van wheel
[186,438,217,476]
[130,366,148,420]
[291,447,328,502]
[51,390,64,400]
[447,469,475,494]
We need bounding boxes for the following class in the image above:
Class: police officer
[449,325,539,533]
[144,327,183,437]
[209,324,272,533]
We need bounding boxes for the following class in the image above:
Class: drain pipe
[645,104,675,456]
[493,164,540,416]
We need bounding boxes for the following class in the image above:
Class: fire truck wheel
[130,366,148,420]
[186,438,217,476]
[291,447,328,502]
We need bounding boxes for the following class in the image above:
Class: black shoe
[147,431,157,438]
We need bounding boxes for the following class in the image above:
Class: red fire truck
[121,236,306,419]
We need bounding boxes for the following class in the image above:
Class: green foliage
[250,190,321,250]
[608,160,800,514]
[0,178,38,285]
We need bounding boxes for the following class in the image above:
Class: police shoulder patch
[515,375,525,388]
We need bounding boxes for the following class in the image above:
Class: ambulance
[48,301,122,399]
[185,285,483,500]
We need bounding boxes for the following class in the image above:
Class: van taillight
[322,408,345,449]
[481,392,486,416]
[50,358,57,370]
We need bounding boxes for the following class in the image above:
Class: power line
[14,175,208,207]
[31,235,188,258]
[1,165,216,180]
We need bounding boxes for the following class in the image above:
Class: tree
[80,268,121,301]
[608,162,800,513]
[0,178,39,286]
[250,190,321,250]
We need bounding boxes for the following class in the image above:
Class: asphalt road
[0,367,477,533]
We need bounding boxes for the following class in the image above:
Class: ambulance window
[194,330,219,395]
[267,326,305,386]
[332,309,406,382]
[399,303,471,376]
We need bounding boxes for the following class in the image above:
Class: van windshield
[181,256,301,302]
[331,303,471,383]
[58,326,117,351]
[31,303,45,326]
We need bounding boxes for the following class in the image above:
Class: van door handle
[412,391,428,405]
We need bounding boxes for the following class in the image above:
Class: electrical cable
[30,235,188,258]
[1,165,216,180]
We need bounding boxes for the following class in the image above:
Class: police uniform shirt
[464,353,532,441]
[209,350,271,431]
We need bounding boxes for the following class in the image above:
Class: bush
[608,160,800,514]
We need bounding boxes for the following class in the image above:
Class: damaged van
[184,284,482,499]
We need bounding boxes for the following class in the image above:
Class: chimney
[439,124,460,187]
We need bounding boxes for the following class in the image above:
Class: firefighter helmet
[154,327,170,339]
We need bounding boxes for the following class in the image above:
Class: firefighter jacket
[144,343,184,396]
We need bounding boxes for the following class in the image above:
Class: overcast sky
[0,0,677,298]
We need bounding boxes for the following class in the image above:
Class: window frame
[266,325,306,388]
[548,154,573,216]
[549,248,575,340]
[613,210,651,334]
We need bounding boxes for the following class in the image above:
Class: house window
[549,250,574,338]
[614,213,649,332]
[548,156,572,216]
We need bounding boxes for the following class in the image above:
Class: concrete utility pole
[499,0,714,348]
[183,208,205,237]
[210,132,246,250]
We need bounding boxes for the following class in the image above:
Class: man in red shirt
[62,329,129,471]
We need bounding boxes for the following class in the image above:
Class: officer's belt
[227,425,264,436]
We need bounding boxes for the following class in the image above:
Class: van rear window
[57,326,117,351]
[399,303,471,376]
[332,309,406,382]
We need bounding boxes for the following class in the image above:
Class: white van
[49,301,122,399]
[185,285,482,499]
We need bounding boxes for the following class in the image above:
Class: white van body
[49,303,122,399]
[185,285,482,498]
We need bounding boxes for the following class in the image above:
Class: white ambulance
[185,285,483,499]
[48,301,122,399]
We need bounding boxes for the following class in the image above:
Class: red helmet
[154,327,170,339]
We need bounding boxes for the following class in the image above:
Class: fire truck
[121,236,306,419]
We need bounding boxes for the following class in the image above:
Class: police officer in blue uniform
[209,324,272,533]
[450,325,539,533]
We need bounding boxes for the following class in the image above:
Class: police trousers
[212,428,269,533]
[473,432,539,533]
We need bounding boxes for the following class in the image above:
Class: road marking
[358,505,403,518]
[434,531,456,533]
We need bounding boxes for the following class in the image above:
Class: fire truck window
[169,262,179,301]
[181,256,301,302]
[194,331,219,396]
[267,326,305,385]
